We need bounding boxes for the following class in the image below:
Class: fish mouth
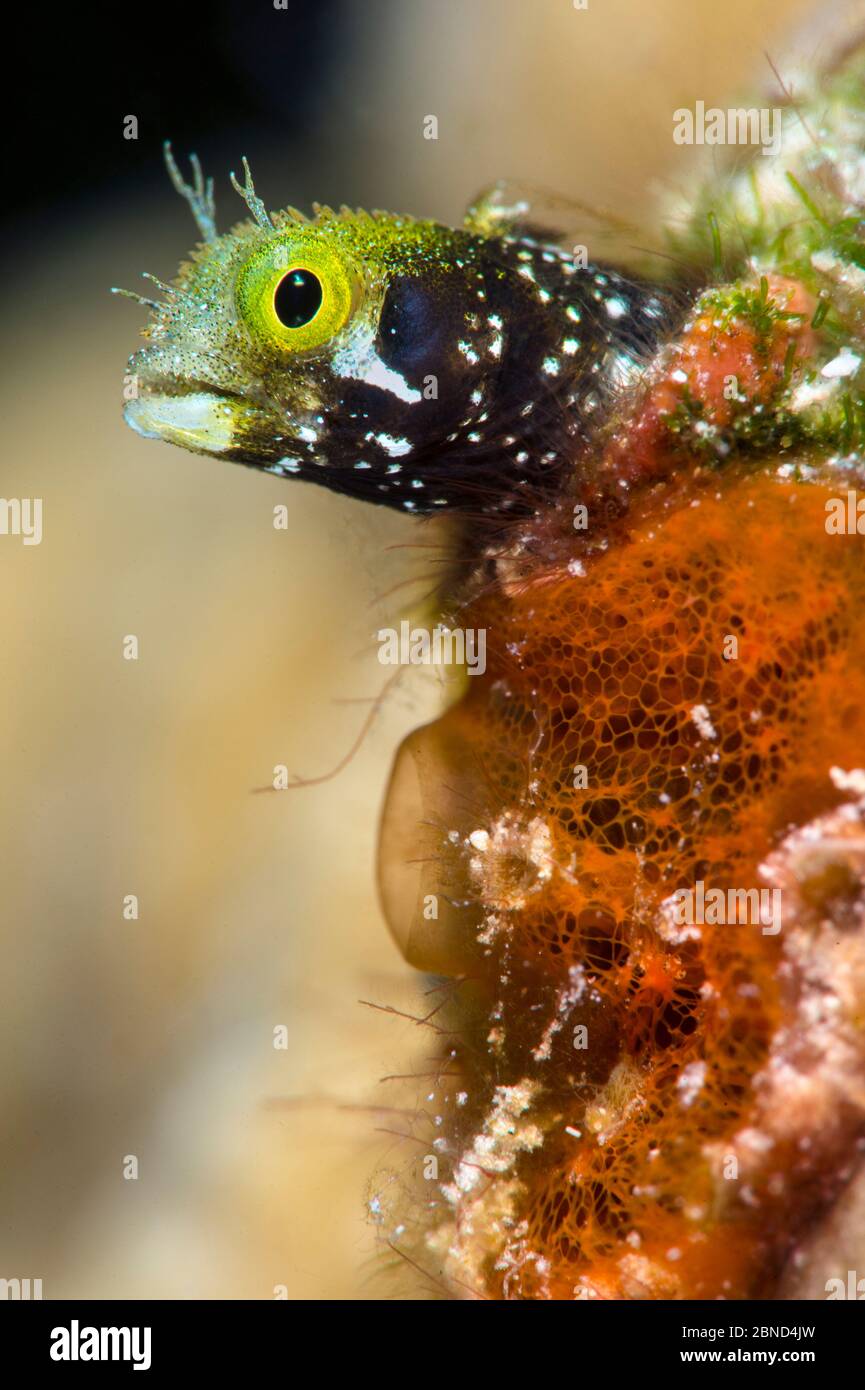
[123,383,257,456]
[123,368,312,468]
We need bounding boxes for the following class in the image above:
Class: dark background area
[7,0,352,232]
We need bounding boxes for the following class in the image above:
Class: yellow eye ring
[235,236,355,354]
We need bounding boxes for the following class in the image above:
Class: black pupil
[274,269,323,329]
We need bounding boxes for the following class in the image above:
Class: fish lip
[123,385,254,454]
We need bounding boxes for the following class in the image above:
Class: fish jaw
[123,391,242,454]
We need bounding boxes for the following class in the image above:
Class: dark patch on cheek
[377,274,482,398]
[378,277,447,377]
[355,274,486,442]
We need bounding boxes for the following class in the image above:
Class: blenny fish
[120,47,865,1300]
[122,149,676,515]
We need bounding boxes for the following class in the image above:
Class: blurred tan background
[0,0,834,1299]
